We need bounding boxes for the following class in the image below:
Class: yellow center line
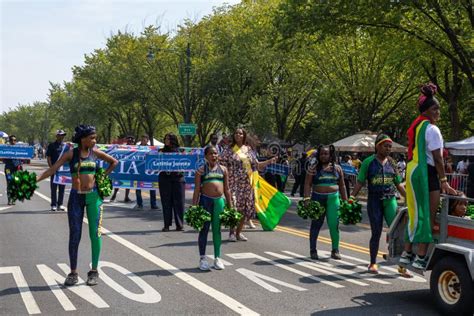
[276,225,376,252]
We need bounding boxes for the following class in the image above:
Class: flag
[252,171,291,231]
[406,117,432,243]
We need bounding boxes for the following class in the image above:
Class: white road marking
[206,256,233,266]
[38,264,109,311]
[34,190,259,315]
[317,250,426,283]
[97,261,161,304]
[281,251,390,285]
[236,268,307,293]
[226,252,343,288]
[0,206,13,211]
[0,266,41,315]
[265,252,369,286]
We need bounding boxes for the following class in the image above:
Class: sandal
[368,264,379,274]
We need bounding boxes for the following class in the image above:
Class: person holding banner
[402,83,456,269]
[46,130,67,211]
[110,135,134,203]
[220,128,276,241]
[159,133,186,232]
[304,145,347,260]
[135,135,159,210]
[351,134,406,274]
[4,135,23,205]
[192,145,232,270]
[37,125,118,286]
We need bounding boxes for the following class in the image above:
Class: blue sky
[0,0,240,113]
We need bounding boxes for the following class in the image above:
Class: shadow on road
[310,289,439,315]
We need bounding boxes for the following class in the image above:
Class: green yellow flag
[251,171,291,231]
[406,119,432,243]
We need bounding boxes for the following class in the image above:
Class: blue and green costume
[358,154,402,264]
[310,167,341,253]
[198,164,225,258]
[68,147,103,270]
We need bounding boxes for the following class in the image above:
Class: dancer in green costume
[193,146,233,271]
[38,125,118,286]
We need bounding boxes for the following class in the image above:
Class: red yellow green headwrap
[375,134,392,149]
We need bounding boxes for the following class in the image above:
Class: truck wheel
[430,257,474,315]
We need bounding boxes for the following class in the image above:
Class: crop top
[200,164,224,185]
[312,166,340,186]
[69,147,97,177]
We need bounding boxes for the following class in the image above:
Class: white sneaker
[214,258,225,270]
[199,258,210,271]
[59,205,66,211]
[247,220,256,229]
[237,233,248,241]
[228,234,237,242]
[51,206,57,212]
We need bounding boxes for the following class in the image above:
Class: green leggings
[198,195,224,258]
[367,196,397,264]
[68,189,103,270]
[310,191,340,251]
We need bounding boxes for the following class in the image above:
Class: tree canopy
[2,0,472,146]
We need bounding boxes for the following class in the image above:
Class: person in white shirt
[456,158,469,174]
[397,155,406,180]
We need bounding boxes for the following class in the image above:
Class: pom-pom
[467,204,474,220]
[95,168,113,200]
[7,170,38,202]
[184,206,211,230]
[339,197,362,225]
[297,200,326,220]
[219,206,243,228]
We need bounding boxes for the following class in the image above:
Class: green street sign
[178,123,197,136]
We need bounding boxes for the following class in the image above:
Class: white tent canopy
[136,138,164,147]
[445,136,474,156]
[332,131,407,153]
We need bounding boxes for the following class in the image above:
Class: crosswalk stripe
[281,251,391,285]
[317,250,426,283]
[265,252,369,286]
[206,256,233,266]
[226,253,344,289]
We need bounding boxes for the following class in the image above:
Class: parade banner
[263,163,290,176]
[0,145,35,159]
[340,163,358,176]
[54,144,204,189]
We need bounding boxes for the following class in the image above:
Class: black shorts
[428,164,440,192]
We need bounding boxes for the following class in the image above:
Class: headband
[72,125,96,143]
[375,134,392,147]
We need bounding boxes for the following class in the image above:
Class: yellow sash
[233,145,253,179]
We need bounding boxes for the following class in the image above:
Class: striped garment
[406,116,432,243]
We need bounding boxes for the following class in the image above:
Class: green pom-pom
[467,204,474,219]
[339,197,362,225]
[219,206,243,228]
[7,170,38,203]
[95,168,113,200]
[297,200,325,220]
[184,206,211,230]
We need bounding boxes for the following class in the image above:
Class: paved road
[0,164,439,315]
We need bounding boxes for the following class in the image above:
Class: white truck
[386,194,474,315]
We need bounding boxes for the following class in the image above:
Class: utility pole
[184,42,191,147]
